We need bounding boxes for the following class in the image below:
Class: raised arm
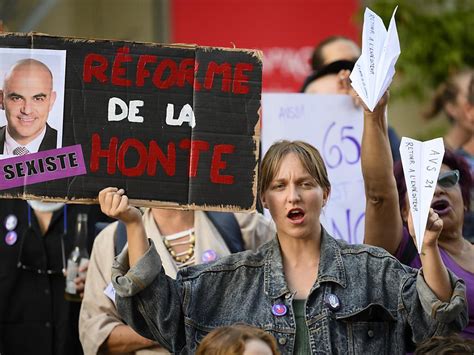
[361,93,403,254]
[99,187,187,352]
[402,208,467,343]
[98,187,148,266]
[411,209,451,302]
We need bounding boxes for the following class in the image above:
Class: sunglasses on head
[437,169,460,188]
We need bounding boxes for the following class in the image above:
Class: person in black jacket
[0,199,112,355]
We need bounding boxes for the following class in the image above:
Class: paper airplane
[399,137,444,252]
[350,7,401,111]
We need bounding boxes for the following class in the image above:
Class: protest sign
[262,94,365,244]
[0,33,262,211]
[399,137,444,252]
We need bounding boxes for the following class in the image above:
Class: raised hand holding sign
[399,137,444,252]
[350,7,400,111]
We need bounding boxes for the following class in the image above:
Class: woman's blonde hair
[259,140,330,195]
[196,324,280,355]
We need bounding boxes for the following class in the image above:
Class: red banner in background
[171,0,359,92]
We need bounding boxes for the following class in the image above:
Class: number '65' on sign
[322,122,361,169]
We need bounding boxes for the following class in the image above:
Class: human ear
[322,188,330,207]
[49,91,57,111]
[260,194,268,209]
[0,90,4,110]
[444,102,460,122]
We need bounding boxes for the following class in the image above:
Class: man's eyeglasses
[437,169,460,188]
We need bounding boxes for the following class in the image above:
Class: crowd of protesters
[0,32,473,355]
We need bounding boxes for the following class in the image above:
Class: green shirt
[293,299,310,354]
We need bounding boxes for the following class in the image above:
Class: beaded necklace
[162,228,196,268]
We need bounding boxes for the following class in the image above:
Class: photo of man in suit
[0,58,58,155]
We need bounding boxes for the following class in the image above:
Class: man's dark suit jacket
[0,123,58,153]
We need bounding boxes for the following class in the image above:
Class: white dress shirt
[3,126,47,155]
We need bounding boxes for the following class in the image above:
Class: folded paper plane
[399,137,444,252]
[350,7,400,111]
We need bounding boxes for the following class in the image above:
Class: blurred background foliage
[365,0,474,100]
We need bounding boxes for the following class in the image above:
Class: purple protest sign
[0,145,87,190]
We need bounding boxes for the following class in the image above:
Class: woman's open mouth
[431,199,451,216]
[287,208,305,224]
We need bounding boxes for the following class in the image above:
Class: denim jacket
[112,227,467,354]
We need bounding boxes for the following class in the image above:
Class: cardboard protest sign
[0,33,262,211]
[350,7,400,111]
[262,94,365,244]
[399,137,444,252]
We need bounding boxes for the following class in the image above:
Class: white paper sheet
[399,137,444,252]
[350,7,400,111]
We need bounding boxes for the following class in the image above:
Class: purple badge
[5,231,17,246]
[201,249,218,263]
[324,293,341,311]
[272,304,287,317]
